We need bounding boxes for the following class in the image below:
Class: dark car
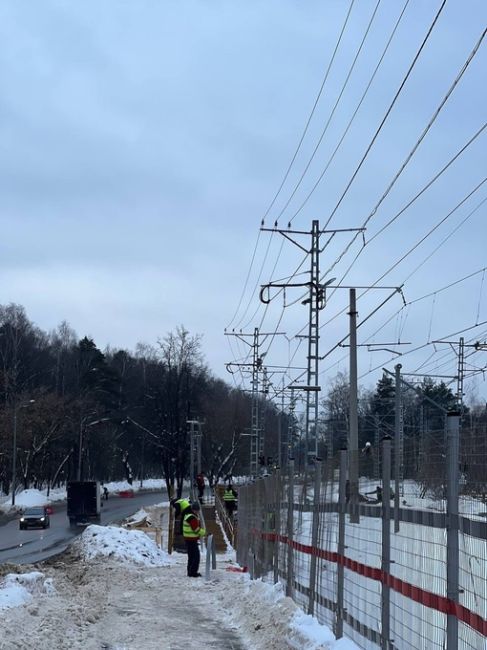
[19,507,50,530]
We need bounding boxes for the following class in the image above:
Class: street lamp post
[77,416,111,481]
[11,399,35,506]
[11,405,18,506]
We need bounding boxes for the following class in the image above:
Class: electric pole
[225,328,286,477]
[260,220,364,466]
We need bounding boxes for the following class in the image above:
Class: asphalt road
[0,489,168,565]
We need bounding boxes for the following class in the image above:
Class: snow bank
[0,487,66,514]
[225,574,360,649]
[75,524,176,567]
[0,572,55,609]
[1,479,167,514]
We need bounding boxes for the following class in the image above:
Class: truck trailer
[67,480,101,527]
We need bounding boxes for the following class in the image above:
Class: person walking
[196,472,205,504]
[223,483,238,518]
[182,501,206,577]
[363,485,395,503]
[103,486,109,501]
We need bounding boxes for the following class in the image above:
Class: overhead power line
[287,0,411,224]
[225,229,262,330]
[318,122,487,323]
[274,0,383,223]
[259,0,356,224]
[323,0,448,229]
[320,29,486,275]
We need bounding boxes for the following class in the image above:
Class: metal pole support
[308,460,322,615]
[263,476,272,576]
[189,421,195,503]
[336,450,347,638]
[273,470,281,584]
[446,411,460,650]
[394,364,402,533]
[381,436,392,650]
[286,459,295,599]
[349,288,360,524]
[205,534,214,580]
[11,407,18,506]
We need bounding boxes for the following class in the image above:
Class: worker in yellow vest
[183,501,206,577]
[223,483,238,517]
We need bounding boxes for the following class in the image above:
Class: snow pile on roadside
[227,575,359,649]
[0,488,57,514]
[0,479,168,514]
[73,524,176,566]
[0,514,359,649]
[0,571,56,609]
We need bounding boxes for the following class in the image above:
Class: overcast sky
[1,1,486,400]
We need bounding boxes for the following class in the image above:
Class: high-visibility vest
[182,512,205,539]
[223,489,237,503]
[176,498,190,511]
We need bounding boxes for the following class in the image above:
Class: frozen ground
[0,507,359,650]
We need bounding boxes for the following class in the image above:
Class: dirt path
[0,547,248,650]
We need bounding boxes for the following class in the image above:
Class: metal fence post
[336,450,347,638]
[205,534,213,580]
[349,288,360,524]
[308,460,322,615]
[274,469,281,584]
[286,459,295,599]
[212,532,217,570]
[249,482,256,579]
[447,411,460,650]
[256,479,264,578]
[240,484,249,569]
[263,476,272,576]
[381,436,392,650]
[394,364,402,533]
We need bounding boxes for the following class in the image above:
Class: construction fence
[236,405,487,650]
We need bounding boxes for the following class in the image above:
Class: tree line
[0,303,270,498]
[1,302,484,501]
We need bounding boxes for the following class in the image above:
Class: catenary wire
[319,0,448,230]
[274,0,383,222]
[285,0,411,223]
[317,30,486,275]
[225,229,262,330]
[260,0,356,224]
[314,128,487,334]
[287,91,487,329]
[319,266,487,378]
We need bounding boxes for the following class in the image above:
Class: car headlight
[20,517,25,522]
[40,517,45,521]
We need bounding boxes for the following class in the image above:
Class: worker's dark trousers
[185,539,200,576]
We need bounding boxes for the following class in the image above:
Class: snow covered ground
[0,501,360,650]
